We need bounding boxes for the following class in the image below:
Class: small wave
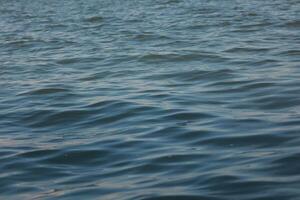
[18,88,71,96]
[195,133,291,148]
[224,47,271,53]
[83,16,104,23]
[163,112,215,121]
[270,153,300,176]
[145,69,234,82]
[251,95,300,110]
[132,33,171,42]
[21,109,94,128]
[138,52,229,63]
[141,195,221,200]
[277,50,300,56]
[283,20,300,28]
[45,149,112,166]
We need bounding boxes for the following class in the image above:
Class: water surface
[1,0,300,199]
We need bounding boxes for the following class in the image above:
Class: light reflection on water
[1,0,300,199]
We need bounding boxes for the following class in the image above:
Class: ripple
[1,0,300,199]
[142,195,221,200]
[224,47,272,54]
[283,20,300,28]
[195,133,291,148]
[19,88,71,96]
[163,111,215,121]
[132,32,171,41]
[138,52,229,63]
[83,16,104,23]
[270,152,300,176]
[145,69,235,82]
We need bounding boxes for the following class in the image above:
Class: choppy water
[1,0,300,199]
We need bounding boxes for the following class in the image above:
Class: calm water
[1,0,300,199]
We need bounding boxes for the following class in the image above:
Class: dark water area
[1,0,300,199]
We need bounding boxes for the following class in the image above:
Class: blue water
[1,0,300,199]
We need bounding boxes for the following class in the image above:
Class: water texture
[1,0,300,199]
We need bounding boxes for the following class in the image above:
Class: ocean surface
[1,0,300,199]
